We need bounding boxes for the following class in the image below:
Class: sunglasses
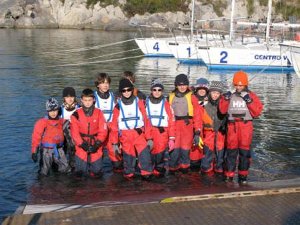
[152,88,162,92]
[121,88,133,93]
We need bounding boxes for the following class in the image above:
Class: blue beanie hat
[195,78,209,90]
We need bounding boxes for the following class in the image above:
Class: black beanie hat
[63,87,76,97]
[119,78,134,92]
[175,74,189,86]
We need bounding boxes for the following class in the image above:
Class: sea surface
[0,29,300,221]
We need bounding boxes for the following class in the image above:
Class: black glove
[223,91,232,100]
[93,140,102,151]
[240,91,252,103]
[80,141,89,152]
[32,152,38,163]
[158,127,165,133]
[193,130,201,146]
[134,128,143,135]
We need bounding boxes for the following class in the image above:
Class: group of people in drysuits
[31,70,263,184]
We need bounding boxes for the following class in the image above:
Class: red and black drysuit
[70,106,107,176]
[190,95,206,169]
[219,91,263,178]
[201,98,226,174]
[146,95,176,176]
[168,90,202,171]
[32,117,69,175]
[110,95,153,178]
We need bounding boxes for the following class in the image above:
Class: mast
[229,0,235,43]
[266,0,272,46]
[191,0,195,40]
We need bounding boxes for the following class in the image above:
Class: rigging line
[86,48,141,60]
[40,39,136,54]
[45,55,144,68]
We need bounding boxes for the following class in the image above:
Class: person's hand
[223,91,232,100]
[31,152,38,163]
[147,139,153,151]
[113,144,121,155]
[168,139,175,152]
[80,141,89,152]
[240,91,252,103]
[93,140,102,151]
[193,132,200,146]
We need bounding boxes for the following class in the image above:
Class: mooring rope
[86,48,141,60]
[45,54,144,68]
[41,39,136,54]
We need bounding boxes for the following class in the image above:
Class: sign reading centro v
[254,55,289,60]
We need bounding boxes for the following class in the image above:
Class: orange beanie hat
[233,71,248,86]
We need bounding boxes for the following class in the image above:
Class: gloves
[147,139,153,151]
[158,127,165,133]
[93,140,102,151]
[240,91,252,103]
[193,131,204,148]
[31,152,38,163]
[80,141,89,152]
[113,144,121,155]
[193,131,200,146]
[168,139,175,152]
[223,91,232,100]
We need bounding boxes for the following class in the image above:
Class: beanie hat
[195,78,209,90]
[119,78,134,92]
[46,97,59,112]
[233,71,248,86]
[175,74,189,86]
[62,87,76,97]
[209,81,224,93]
[151,78,164,90]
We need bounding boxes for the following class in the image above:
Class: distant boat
[280,39,300,77]
[171,0,294,72]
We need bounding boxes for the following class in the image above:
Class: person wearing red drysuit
[201,81,227,176]
[110,78,153,180]
[219,71,263,184]
[168,74,203,173]
[146,78,176,177]
[190,78,209,171]
[94,73,122,172]
[31,97,70,175]
[70,88,107,177]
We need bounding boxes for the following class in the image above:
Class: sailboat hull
[199,44,294,72]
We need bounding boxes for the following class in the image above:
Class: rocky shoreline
[0,0,290,31]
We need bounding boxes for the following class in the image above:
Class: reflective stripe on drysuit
[146,97,175,175]
[201,101,226,173]
[111,98,152,177]
[70,107,107,175]
[219,91,263,177]
[168,91,202,171]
